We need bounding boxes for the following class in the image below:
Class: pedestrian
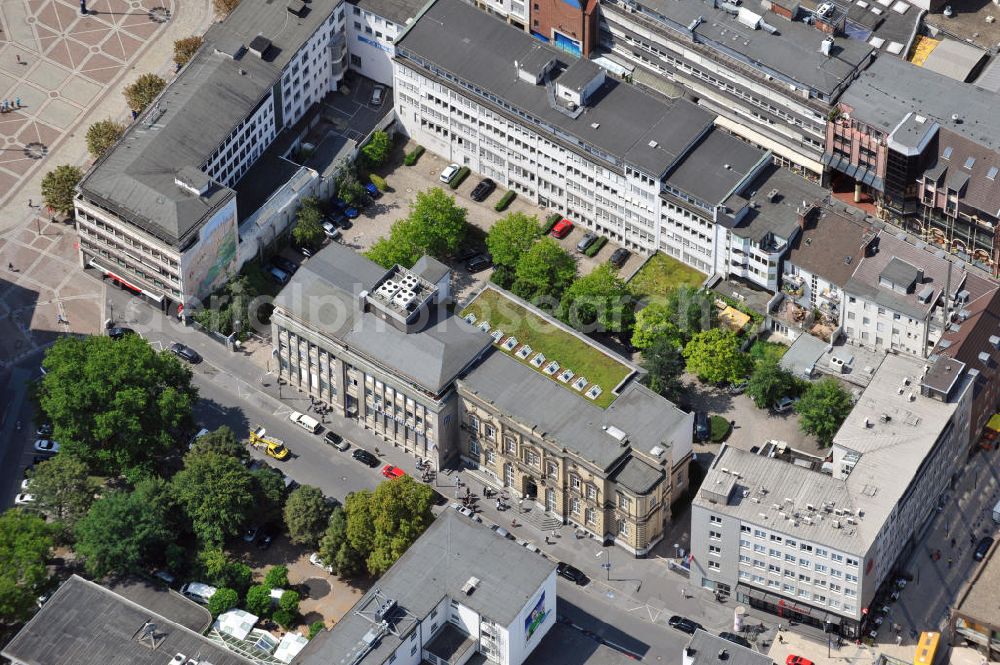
[496,498,501,510]
[7,262,12,271]
[680,588,686,599]
[15,97,20,108]
[15,54,21,64]
[895,634,902,646]
[778,635,784,644]
[511,517,517,528]
[947,557,953,568]
[27,198,32,208]
[951,538,956,548]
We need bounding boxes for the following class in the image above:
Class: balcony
[423,624,477,665]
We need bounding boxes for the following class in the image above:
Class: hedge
[709,415,731,443]
[583,236,608,257]
[403,145,425,166]
[541,213,561,234]
[449,166,471,189]
[494,190,517,212]
[370,174,388,192]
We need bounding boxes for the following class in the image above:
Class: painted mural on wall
[524,591,548,641]
[182,197,238,304]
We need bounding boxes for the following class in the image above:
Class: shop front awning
[89,259,165,303]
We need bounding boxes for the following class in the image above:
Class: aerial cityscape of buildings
[2,0,1000,662]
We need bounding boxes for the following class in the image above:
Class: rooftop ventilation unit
[375,598,398,621]
[461,577,481,595]
[648,140,658,148]
[248,35,272,58]
[767,188,780,202]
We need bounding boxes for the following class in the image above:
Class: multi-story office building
[598,0,878,180]
[271,242,491,468]
[827,57,1000,276]
[346,0,426,85]
[75,0,348,314]
[691,353,973,637]
[299,509,557,665]
[457,285,693,556]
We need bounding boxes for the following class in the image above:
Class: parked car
[774,396,797,413]
[365,182,382,199]
[576,232,598,253]
[242,526,260,543]
[14,493,35,506]
[381,464,405,479]
[694,411,710,442]
[170,342,201,364]
[451,503,481,522]
[439,163,460,184]
[272,256,298,275]
[727,380,748,395]
[268,265,290,285]
[556,562,588,585]
[324,431,350,451]
[550,218,574,239]
[490,524,516,540]
[668,615,703,634]
[720,632,752,648]
[470,178,496,202]
[256,533,273,550]
[309,552,334,573]
[298,245,315,258]
[108,326,135,340]
[370,84,386,106]
[187,428,210,450]
[465,254,493,273]
[974,536,995,561]
[322,221,342,241]
[34,439,59,454]
[343,207,360,219]
[608,247,630,269]
[289,411,321,433]
[36,423,52,438]
[152,570,176,586]
[352,448,379,467]
[787,656,815,665]
[180,582,217,605]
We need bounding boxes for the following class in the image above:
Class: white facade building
[344,0,428,85]
[690,354,973,637]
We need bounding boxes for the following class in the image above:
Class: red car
[786,656,814,665]
[381,465,406,479]
[550,218,574,239]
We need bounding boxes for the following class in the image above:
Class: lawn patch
[628,252,705,300]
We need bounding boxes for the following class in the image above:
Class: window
[753,559,765,569]
[570,497,580,514]
[740,554,751,563]
[786,539,797,548]
[485,450,496,465]
[740,525,751,533]
[617,493,630,511]
[709,530,722,541]
[740,538,751,549]
[470,439,480,456]
[784,553,795,562]
[503,436,515,453]
[769,548,781,558]
[586,508,597,525]
[570,475,581,490]
[708,560,720,570]
[711,516,723,525]
[768,564,780,573]
[830,569,843,578]
[800,544,814,553]
[754,529,766,539]
[754,544,766,554]
[770,534,783,543]
[525,450,539,467]
[709,545,721,555]
[846,557,859,567]
[846,573,858,583]
[831,553,844,563]
[546,461,558,479]
[484,425,496,442]
[586,485,597,501]
[815,547,827,558]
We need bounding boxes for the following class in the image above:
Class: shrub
[308,621,326,639]
[583,236,608,257]
[263,565,289,589]
[494,190,517,212]
[207,588,239,617]
[541,213,561,234]
[279,589,301,614]
[709,415,731,443]
[449,166,471,189]
[403,145,425,166]
[245,585,272,618]
[272,608,296,629]
[370,173,388,192]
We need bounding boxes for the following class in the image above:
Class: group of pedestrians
[1,98,22,113]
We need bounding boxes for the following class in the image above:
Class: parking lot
[344,146,644,301]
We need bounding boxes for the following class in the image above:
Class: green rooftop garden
[461,287,634,408]
[628,252,706,301]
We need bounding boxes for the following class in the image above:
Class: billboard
[181,196,238,305]
[524,591,548,642]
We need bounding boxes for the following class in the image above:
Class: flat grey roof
[1,576,253,665]
[350,0,428,25]
[610,454,663,494]
[840,56,1000,151]
[104,578,212,633]
[412,255,450,286]
[234,150,307,223]
[297,510,555,665]
[460,351,684,473]
[687,630,774,665]
[664,128,767,206]
[79,0,339,246]
[779,332,827,379]
[921,39,987,83]
[394,0,716,178]
[524,621,638,665]
[273,242,491,395]
[724,165,828,242]
[624,0,875,96]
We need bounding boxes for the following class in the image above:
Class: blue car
[365,182,381,199]
[344,207,359,219]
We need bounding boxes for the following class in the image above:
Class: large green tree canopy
[0,510,57,624]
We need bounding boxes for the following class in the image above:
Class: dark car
[298,245,315,258]
[720,632,753,648]
[465,254,493,273]
[272,256,298,274]
[344,207,360,219]
[608,247,631,269]
[556,562,588,585]
[668,615,703,634]
[170,343,201,364]
[727,380,748,395]
[365,182,382,199]
[108,327,135,340]
[256,533,273,550]
[470,178,496,202]
[974,536,995,561]
[694,411,710,442]
[352,448,379,467]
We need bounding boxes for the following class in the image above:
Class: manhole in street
[148,6,170,22]
[24,142,47,159]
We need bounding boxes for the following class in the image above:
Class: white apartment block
[75,0,347,314]
[691,354,972,638]
[345,0,427,85]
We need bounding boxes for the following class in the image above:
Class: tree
[85,119,125,160]
[279,589,300,614]
[631,286,714,350]
[486,211,541,274]
[345,476,436,576]
[0,510,56,625]
[284,486,333,547]
[365,233,421,270]
[213,0,240,13]
[73,479,175,579]
[245,584,272,617]
[558,264,634,334]
[335,167,366,205]
[263,565,289,589]
[27,455,97,527]
[173,36,203,68]
[746,357,798,409]
[186,426,248,463]
[292,197,325,249]
[207,588,239,617]
[197,546,253,594]
[319,505,364,578]
[37,335,197,477]
[252,467,287,527]
[123,73,166,113]
[511,237,577,304]
[273,608,296,629]
[796,378,853,447]
[402,188,467,259]
[41,165,83,216]
[173,452,256,545]
[361,131,392,166]
[641,337,686,401]
[682,328,751,385]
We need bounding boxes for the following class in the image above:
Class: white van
[289,411,321,433]
[992,498,1000,525]
[180,582,217,604]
